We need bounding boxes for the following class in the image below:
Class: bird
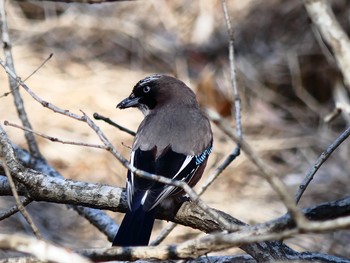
[112,74,213,246]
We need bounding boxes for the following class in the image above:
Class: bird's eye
[143,86,151,93]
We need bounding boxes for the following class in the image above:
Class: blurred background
[0,0,349,259]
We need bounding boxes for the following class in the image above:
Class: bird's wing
[127,145,212,211]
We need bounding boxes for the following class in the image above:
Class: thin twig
[0,0,42,159]
[0,58,84,121]
[93,112,136,136]
[198,147,240,195]
[199,0,241,195]
[0,196,32,221]
[150,223,177,246]
[221,0,242,140]
[207,109,307,225]
[4,121,108,150]
[0,157,42,239]
[295,125,350,204]
[25,53,54,81]
[153,1,243,244]
[0,53,53,98]
[303,0,350,90]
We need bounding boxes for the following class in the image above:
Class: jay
[113,74,213,246]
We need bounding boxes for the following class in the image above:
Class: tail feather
[112,206,156,246]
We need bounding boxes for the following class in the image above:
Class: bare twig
[198,147,240,195]
[93,112,136,136]
[303,0,350,90]
[0,0,42,159]
[0,157,42,239]
[0,53,53,98]
[196,0,242,195]
[221,0,242,139]
[24,53,54,81]
[295,125,350,203]
[0,196,32,221]
[207,109,307,225]
[4,120,108,150]
[153,0,244,245]
[150,223,177,246]
[0,58,84,121]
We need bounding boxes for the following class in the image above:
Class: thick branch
[2,134,350,261]
[1,138,119,241]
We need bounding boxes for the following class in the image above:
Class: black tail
[112,206,156,246]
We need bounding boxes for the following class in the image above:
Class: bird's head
[117,74,197,116]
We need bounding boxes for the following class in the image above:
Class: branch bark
[2,125,350,261]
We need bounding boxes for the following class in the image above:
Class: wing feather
[126,145,212,211]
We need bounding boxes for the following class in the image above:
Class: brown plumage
[113,74,213,246]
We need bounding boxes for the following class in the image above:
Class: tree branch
[303,0,350,90]
[1,130,350,261]
[0,234,91,263]
[0,0,42,159]
[295,125,350,203]
[0,157,41,238]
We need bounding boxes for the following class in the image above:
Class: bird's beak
[117,94,139,109]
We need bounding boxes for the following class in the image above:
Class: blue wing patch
[195,145,213,165]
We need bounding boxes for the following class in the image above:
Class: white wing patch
[172,155,194,180]
[141,190,149,205]
[127,150,136,210]
[127,150,206,211]
[147,155,195,211]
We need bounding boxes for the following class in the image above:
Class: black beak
[116,94,139,109]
